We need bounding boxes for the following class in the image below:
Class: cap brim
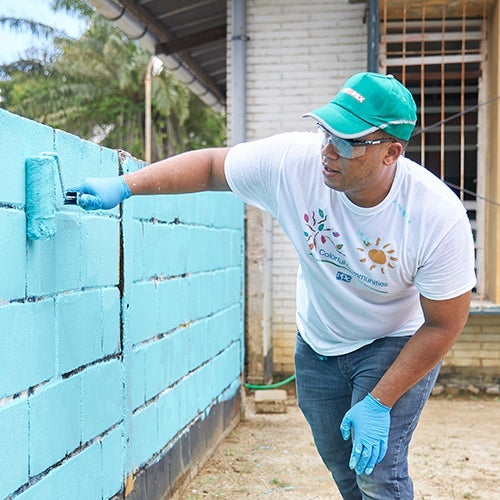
[303,102,379,139]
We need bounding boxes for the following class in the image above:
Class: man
[71,72,476,499]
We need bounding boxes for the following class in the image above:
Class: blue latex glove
[340,393,391,475]
[69,177,132,210]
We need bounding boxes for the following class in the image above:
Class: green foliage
[0,0,226,161]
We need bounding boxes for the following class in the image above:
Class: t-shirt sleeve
[224,135,288,217]
[414,213,476,300]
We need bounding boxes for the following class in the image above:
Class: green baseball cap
[304,72,417,141]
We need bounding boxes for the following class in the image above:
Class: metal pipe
[87,0,223,112]
[366,0,379,72]
[230,0,247,145]
[144,56,154,163]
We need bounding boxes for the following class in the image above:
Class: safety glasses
[318,124,396,159]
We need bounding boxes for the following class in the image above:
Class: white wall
[230,0,368,376]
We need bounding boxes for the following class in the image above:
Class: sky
[0,0,87,64]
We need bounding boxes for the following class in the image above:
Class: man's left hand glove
[339,393,391,475]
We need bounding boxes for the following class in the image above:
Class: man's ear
[383,142,404,166]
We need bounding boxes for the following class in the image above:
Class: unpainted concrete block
[254,389,287,414]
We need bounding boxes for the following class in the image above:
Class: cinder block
[14,470,58,500]
[81,216,120,287]
[129,404,158,470]
[100,147,120,178]
[54,129,101,191]
[54,442,101,499]
[102,287,121,355]
[129,348,146,411]
[187,321,208,371]
[81,360,123,442]
[142,222,176,278]
[0,398,29,498]
[156,278,184,333]
[166,330,189,386]
[0,300,55,398]
[101,425,123,498]
[26,212,83,295]
[0,109,53,206]
[57,289,102,374]
[131,219,145,281]
[54,213,83,292]
[254,389,288,414]
[29,377,80,476]
[0,209,26,300]
[144,336,171,401]
[158,387,181,446]
[128,281,158,345]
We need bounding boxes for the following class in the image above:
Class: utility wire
[410,94,500,208]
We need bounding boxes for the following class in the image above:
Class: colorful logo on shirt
[303,209,344,253]
[302,209,392,293]
[357,237,398,274]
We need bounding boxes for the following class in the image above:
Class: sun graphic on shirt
[357,237,398,274]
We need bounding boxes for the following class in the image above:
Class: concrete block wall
[0,108,245,499]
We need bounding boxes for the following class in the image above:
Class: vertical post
[367,0,379,72]
[231,0,247,145]
[145,56,154,163]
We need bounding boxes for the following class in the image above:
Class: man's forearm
[122,148,231,195]
[371,291,471,407]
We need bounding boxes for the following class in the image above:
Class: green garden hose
[244,374,296,390]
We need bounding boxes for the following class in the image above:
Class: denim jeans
[294,332,441,500]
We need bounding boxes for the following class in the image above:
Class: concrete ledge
[254,389,287,414]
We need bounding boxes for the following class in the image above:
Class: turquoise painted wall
[0,109,245,499]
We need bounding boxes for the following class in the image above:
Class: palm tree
[0,0,225,160]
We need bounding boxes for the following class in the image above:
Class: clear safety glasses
[318,123,396,159]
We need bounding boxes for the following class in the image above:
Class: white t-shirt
[225,132,476,355]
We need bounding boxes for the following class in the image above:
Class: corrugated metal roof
[88,0,227,111]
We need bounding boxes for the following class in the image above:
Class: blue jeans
[294,332,441,500]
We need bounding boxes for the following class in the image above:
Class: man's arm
[69,147,232,210]
[371,290,471,407]
[340,290,471,475]
[123,147,231,195]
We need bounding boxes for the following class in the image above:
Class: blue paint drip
[25,153,58,240]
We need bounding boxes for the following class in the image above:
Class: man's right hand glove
[69,177,132,210]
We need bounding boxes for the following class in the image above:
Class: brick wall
[0,108,245,499]
[243,0,367,374]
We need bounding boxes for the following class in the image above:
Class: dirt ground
[179,392,499,499]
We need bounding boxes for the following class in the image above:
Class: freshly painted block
[0,398,29,498]
[26,212,83,296]
[57,289,102,374]
[54,441,101,500]
[129,403,158,470]
[0,109,54,206]
[157,387,181,446]
[81,359,123,442]
[81,215,120,287]
[14,471,58,500]
[102,287,121,355]
[0,209,26,300]
[129,348,147,410]
[0,300,55,398]
[156,278,186,334]
[101,425,124,498]
[128,281,158,345]
[54,128,102,189]
[29,377,80,476]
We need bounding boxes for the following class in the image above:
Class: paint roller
[25,152,76,241]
